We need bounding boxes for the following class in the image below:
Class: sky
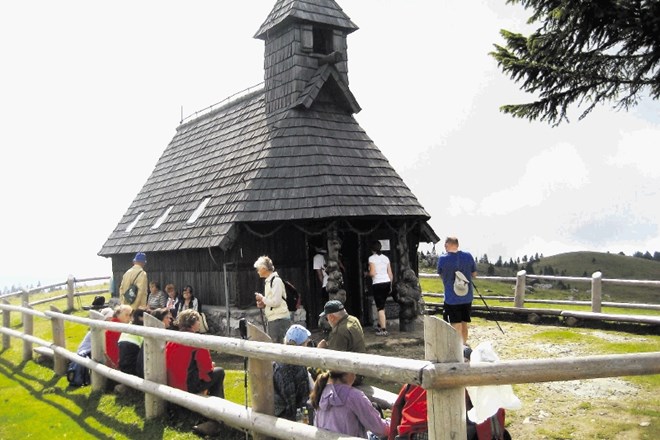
[1,0,659,290]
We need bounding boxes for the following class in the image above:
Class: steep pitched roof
[99,85,433,256]
[254,0,358,40]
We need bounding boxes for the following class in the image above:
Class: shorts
[371,282,391,310]
[442,302,472,324]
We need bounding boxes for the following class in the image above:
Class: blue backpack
[67,351,91,387]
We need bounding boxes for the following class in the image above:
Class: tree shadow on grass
[0,357,165,439]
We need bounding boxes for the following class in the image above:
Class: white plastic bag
[466,341,522,424]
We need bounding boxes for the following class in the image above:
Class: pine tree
[491,0,660,124]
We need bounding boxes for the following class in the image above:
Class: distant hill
[537,251,660,280]
[475,251,660,303]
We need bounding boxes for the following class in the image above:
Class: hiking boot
[193,420,223,437]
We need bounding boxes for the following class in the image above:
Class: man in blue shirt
[436,236,477,343]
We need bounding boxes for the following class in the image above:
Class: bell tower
[254,0,358,115]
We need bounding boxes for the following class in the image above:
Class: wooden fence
[1,302,659,440]
[420,271,660,325]
[0,276,111,311]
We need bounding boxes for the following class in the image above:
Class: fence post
[514,270,527,308]
[424,315,466,440]
[247,322,274,440]
[89,309,107,391]
[21,289,29,326]
[143,313,166,419]
[67,275,75,311]
[22,304,34,362]
[50,305,68,375]
[2,299,10,350]
[591,271,602,313]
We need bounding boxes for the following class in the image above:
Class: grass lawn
[0,291,250,439]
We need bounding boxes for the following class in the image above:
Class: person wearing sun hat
[273,324,314,421]
[119,252,149,310]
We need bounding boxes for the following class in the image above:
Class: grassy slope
[0,291,248,440]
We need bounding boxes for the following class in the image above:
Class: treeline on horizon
[418,249,660,276]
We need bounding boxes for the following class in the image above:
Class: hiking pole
[471,281,505,335]
[239,318,249,440]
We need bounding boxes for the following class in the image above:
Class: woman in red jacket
[165,309,225,436]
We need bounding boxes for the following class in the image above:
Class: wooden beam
[50,305,68,375]
[423,351,660,389]
[89,309,107,391]
[424,315,466,440]
[143,313,166,419]
[2,300,9,350]
[247,322,274,440]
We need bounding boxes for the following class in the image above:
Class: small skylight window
[151,206,173,230]
[125,212,144,233]
[187,197,211,225]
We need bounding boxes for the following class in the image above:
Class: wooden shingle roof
[254,0,358,40]
[99,81,434,256]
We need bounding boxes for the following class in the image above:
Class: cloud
[606,128,660,178]
[478,143,589,215]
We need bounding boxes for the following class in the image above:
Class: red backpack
[389,384,511,440]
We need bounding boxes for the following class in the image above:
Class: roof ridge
[177,85,264,130]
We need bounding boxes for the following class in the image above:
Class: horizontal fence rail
[420,271,660,318]
[1,274,659,440]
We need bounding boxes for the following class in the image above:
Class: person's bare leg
[378,309,387,330]
[461,322,468,344]
[450,322,468,344]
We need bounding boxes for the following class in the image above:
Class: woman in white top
[254,255,291,343]
[368,241,393,336]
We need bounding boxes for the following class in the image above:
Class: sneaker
[193,420,223,437]
[375,329,389,336]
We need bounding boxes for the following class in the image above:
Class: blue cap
[133,252,147,264]
[285,324,311,345]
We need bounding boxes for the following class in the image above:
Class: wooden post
[143,313,166,419]
[22,304,34,362]
[514,270,527,308]
[2,299,10,349]
[89,309,107,391]
[50,305,68,375]
[591,271,602,313]
[67,275,75,311]
[424,315,466,440]
[247,322,274,440]
[21,289,29,325]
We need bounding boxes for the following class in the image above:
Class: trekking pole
[238,319,249,440]
[471,281,505,335]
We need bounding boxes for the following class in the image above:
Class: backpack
[270,276,300,312]
[390,384,511,440]
[454,270,470,296]
[67,351,91,387]
[122,270,143,304]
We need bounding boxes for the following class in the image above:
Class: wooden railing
[420,271,660,325]
[0,276,110,311]
[1,302,659,440]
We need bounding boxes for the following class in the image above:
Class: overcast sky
[1,0,659,290]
